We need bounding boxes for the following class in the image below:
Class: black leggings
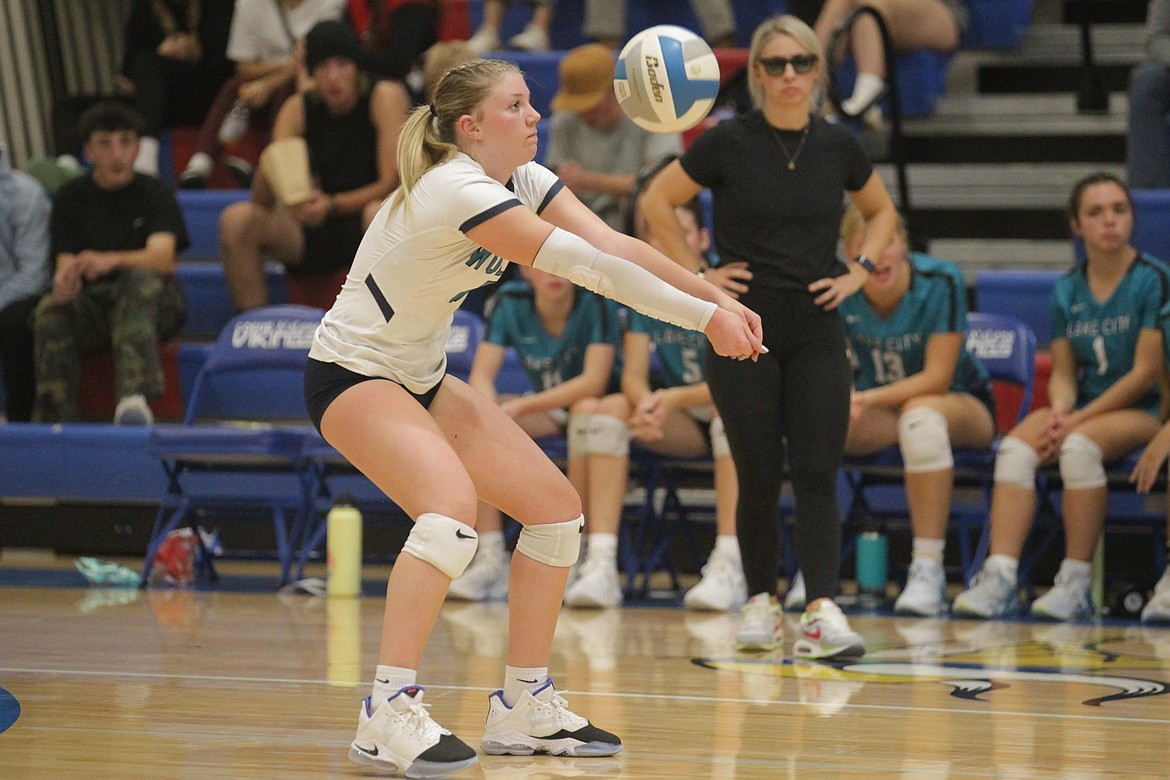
[706,291,851,602]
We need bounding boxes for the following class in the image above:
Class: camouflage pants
[32,268,187,422]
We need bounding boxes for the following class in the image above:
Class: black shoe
[225,156,255,189]
[178,167,208,189]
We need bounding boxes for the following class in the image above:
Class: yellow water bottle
[327,494,362,597]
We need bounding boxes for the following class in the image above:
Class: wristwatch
[853,254,876,273]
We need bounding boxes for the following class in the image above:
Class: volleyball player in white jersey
[303,59,764,777]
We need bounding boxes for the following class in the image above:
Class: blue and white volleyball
[614,25,720,134]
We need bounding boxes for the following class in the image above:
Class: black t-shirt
[51,173,190,258]
[680,111,872,300]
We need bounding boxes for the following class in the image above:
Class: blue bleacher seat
[963,0,1035,50]
[175,263,290,339]
[177,190,251,260]
[835,49,954,118]
[1132,189,1170,263]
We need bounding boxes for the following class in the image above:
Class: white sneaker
[893,559,947,617]
[447,545,509,601]
[683,549,747,611]
[952,562,1020,619]
[481,680,622,757]
[349,686,478,777]
[467,26,500,54]
[1031,571,1094,622]
[783,570,806,612]
[508,24,550,52]
[793,600,866,659]
[1142,569,1170,624]
[735,592,783,651]
[563,557,622,608]
[114,394,153,425]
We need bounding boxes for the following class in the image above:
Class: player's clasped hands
[705,303,766,361]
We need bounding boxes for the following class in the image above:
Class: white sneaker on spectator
[467,26,501,54]
[508,24,550,52]
[114,394,153,425]
[1142,568,1170,624]
[683,549,747,611]
[793,600,866,659]
[952,560,1020,618]
[563,556,622,608]
[735,592,783,651]
[448,544,509,601]
[1031,571,1094,622]
[783,570,806,612]
[894,559,947,617]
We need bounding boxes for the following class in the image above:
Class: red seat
[78,342,184,422]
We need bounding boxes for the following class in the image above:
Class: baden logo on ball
[614,25,721,134]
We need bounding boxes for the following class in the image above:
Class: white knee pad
[897,406,954,473]
[709,416,730,459]
[1059,432,1107,489]
[402,513,479,578]
[993,435,1040,488]
[586,414,630,457]
[567,412,592,460]
[516,514,584,567]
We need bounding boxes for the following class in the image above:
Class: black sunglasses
[758,54,818,76]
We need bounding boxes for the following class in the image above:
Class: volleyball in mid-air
[613,25,720,134]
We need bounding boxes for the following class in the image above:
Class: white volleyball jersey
[310,153,564,393]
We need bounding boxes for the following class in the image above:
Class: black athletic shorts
[304,357,443,433]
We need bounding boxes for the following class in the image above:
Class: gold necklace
[770,123,810,170]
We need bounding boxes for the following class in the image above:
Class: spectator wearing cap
[217,19,411,311]
[544,43,682,232]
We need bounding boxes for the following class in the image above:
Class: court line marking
[2,665,1168,725]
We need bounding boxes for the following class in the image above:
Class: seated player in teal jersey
[834,205,996,617]
[447,266,622,601]
[564,198,746,610]
[956,172,1170,622]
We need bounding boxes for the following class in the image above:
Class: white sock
[185,151,212,174]
[586,532,617,565]
[911,537,945,567]
[713,534,740,560]
[503,665,548,707]
[985,554,1019,582]
[842,73,885,115]
[1057,558,1092,582]
[134,135,159,176]
[479,530,505,555]
[371,665,416,703]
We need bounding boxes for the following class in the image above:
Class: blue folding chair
[143,305,324,586]
[839,312,1037,585]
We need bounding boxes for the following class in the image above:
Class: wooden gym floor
[1,556,1169,778]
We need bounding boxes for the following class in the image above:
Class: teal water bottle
[855,527,888,600]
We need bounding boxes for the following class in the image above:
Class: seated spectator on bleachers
[346,0,440,102]
[178,0,346,189]
[34,0,236,184]
[218,19,409,312]
[33,102,189,425]
[954,172,1170,622]
[835,204,995,617]
[564,196,746,610]
[0,145,52,423]
[813,0,966,120]
[583,0,737,49]
[467,0,554,54]
[1127,0,1170,188]
[545,44,682,233]
[447,267,621,601]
